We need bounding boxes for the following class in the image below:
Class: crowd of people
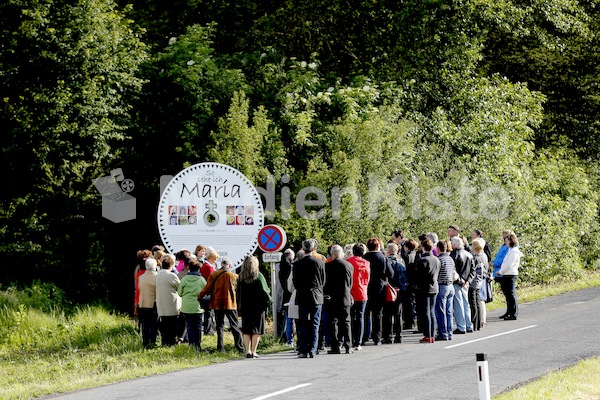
[134,246,271,358]
[132,225,523,359]
[278,226,523,357]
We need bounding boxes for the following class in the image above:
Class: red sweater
[348,256,370,301]
[201,261,216,280]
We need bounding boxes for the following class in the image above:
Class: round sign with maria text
[157,162,264,269]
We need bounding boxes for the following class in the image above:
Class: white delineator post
[477,353,491,400]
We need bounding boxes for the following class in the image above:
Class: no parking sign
[257,224,287,253]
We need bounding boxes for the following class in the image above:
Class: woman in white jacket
[498,232,523,320]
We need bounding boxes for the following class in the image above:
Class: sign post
[257,225,287,338]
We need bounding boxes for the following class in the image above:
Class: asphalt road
[48,286,600,400]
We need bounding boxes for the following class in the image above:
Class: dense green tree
[0,0,146,299]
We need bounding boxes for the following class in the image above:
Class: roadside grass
[493,357,600,399]
[0,283,287,400]
[1,271,599,400]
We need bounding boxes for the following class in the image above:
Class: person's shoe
[246,353,253,358]
[428,337,435,343]
[394,337,402,344]
[298,353,308,358]
[435,336,449,341]
[252,353,260,358]
[355,345,362,351]
[381,339,393,344]
[499,314,508,319]
[453,329,466,334]
[467,329,474,333]
[308,353,315,358]
[419,337,431,343]
[373,341,382,346]
[327,349,341,354]
[503,316,517,320]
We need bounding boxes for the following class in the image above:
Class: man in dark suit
[324,244,354,354]
[363,238,394,345]
[293,238,326,358]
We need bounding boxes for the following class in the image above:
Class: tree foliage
[1,0,599,306]
[0,0,146,299]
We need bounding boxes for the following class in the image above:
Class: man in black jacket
[363,238,394,345]
[451,236,475,334]
[293,239,326,358]
[324,244,354,354]
[414,239,440,343]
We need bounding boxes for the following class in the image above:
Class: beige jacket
[138,270,157,309]
[156,269,181,316]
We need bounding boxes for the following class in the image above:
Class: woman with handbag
[237,255,272,358]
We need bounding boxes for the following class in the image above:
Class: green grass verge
[493,357,600,399]
[1,271,599,400]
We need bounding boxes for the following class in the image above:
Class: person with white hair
[293,239,326,358]
[324,244,354,354]
[138,258,159,348]
[156,257,181,346]
[451,236,474,334]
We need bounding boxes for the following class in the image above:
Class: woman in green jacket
[178,260,206,350]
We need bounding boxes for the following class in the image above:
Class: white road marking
[444,325,538,349]
[250,383,313,400]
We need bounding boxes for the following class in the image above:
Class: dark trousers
[500,275,519,317]
[159,315,179,346]
[214,309,244,352]
[183,312,203,350]
[298,304,322,356]
[200,299,215,335]
[368,297,384,344]
[383,296,403,341]
[402,290,415,329]
[351,301,366,347]
[416,293,436,339]
[318,308,330,348]
[138,307,158,348]
[469,287,482,330]
[327,304,352,351]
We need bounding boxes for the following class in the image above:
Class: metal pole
[271,261,278,338]
[476,353,491,400]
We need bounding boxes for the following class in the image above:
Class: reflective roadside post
[477,353,491,400]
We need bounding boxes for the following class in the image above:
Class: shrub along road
[48,287,600,400]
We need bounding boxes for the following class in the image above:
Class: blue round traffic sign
[257,224,287,253]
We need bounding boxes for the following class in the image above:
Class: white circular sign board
[157,162,264,269]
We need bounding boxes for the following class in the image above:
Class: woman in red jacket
[347,243,370,351]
